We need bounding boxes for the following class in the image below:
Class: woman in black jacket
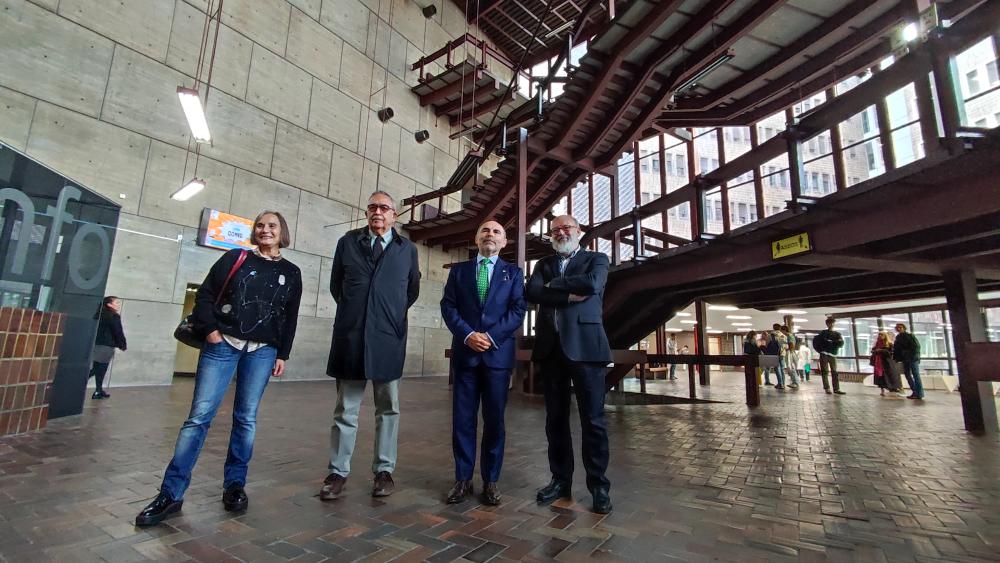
[136,211,302,527]
[89,296,127,399]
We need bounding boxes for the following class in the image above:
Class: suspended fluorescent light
[708,304,738,311]
[792,317,809,323]
[777,309,806,314]
[664,328,684,332]
[171,178,205,201]
[544,21,574,39]
[707,330,723,334]
[731,322,753,327]
[681,320,698,324]
[726,315,751,320]
[177,87,211,143]
[674,51,735,94]
[675,312,692,317]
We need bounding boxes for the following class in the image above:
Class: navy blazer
[526,249,612,363]
[440,257,526,370]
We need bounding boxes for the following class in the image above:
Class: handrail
[411,33,521,78]
[643,353,760,407]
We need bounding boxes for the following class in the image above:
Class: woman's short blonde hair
[250,210,291,248]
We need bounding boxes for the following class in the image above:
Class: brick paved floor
[1,374,999,562]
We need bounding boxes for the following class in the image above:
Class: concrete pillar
[943,268,992,432]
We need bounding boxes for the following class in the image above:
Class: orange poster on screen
[198,209,255,251]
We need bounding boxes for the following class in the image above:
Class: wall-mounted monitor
[198,208,255,251]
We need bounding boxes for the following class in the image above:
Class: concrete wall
[0,0,487,385]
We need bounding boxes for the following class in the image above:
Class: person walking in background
[761,330,784,389]
[136,211,303,527]
[320,191,421,502]
[440,221,526,506]
[798,342,813,382]
[665,333,679,380]
[781,325,799,388]
[743,330,762,384]
[813,317,846,395]
[89,296,126,400]
[527,214,614,515]
[893,323,924,400]
[871,332,903,396]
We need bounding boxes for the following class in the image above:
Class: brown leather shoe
[320,473,346,501]
[372,471,394,497]
[481,482,501,506]
[445,480,473,504]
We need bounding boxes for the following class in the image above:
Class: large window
[955,37,1000,128]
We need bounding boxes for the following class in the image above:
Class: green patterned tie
[477,258,489,304]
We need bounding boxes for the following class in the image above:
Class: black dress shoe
[91,391,103,400]
[222,484,248,512]
[592,487,613,514]
[536,479,571,504]
[481,482,501,506]
[135,492,182,527]
[445,480,473,504]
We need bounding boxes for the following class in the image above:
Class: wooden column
[658,133,668,237]
[749,125,766,217]
[826,87,848,191]
[516,127,527,270]
[694,300,709,385]
[875,97,896,172]
[716,127,731,233]
[943,268,989,432]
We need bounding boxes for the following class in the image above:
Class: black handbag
[173,250,248,349]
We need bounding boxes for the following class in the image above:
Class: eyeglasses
[550,225,577,234]
[367,203,395,213]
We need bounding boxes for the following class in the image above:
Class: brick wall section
[0,308,64,437]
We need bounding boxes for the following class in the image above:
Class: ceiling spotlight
[177,87,211,143]
[415,130,430,143]
[377,108,394,122]
[171,178,205,201]
[421,4,436,18]
[902,22,918,42]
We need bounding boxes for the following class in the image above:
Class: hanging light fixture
[177,87,211,143]
[171,178,206,201]
[173,0,224,202]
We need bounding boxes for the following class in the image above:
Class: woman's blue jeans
[160,340,276,500]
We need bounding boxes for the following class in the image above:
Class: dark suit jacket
[526,249,612,363]
[440,257,526,370]
[327,227,421,381]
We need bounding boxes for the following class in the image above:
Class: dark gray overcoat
[327,227,421,381]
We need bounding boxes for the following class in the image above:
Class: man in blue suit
[526,214,613,514]
[440,220,526,505]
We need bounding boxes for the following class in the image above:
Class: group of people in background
[127,192,615,529]
[742,317,925,399]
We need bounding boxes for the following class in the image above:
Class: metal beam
[585,0,789,165]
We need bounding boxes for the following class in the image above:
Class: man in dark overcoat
[319,190,420,500]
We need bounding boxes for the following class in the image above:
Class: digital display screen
[197,208,254,251]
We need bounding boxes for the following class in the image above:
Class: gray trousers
[329,378,400,476]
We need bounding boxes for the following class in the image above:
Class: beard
[551,233,580,255]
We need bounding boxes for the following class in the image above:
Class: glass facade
[0,144,120,418]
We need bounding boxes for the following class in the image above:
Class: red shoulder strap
[215,250,248,304]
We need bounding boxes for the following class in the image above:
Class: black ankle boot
[135,492,182,526]
[223,484,248,512]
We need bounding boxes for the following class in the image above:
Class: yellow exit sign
[772,233,812,259]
